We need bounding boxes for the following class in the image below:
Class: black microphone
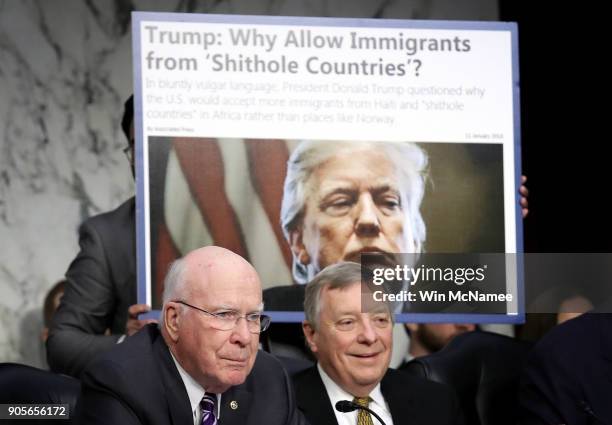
[335,400,388,425]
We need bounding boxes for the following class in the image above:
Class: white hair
[159,257,188,327]
[280,140,428,283]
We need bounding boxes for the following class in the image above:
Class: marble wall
[0,0,497,368]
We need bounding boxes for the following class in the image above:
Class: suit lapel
[153,335,193,425]
[219,384,253,425]
[382,370,418,424]
[294,366,339,425]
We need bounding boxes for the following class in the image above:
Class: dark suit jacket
[0,363,81,425]
[293,365,462,425]
[47,197,136,377]
[519,313,612,425]
[77,324,307,425]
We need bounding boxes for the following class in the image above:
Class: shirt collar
[317,363,386,411]
[170,352,222,422]
[318,363,354,403]
[368,379,387,413]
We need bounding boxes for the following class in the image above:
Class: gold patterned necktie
[353,396,374,425]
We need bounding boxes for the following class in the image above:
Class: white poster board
[133,12,523,323]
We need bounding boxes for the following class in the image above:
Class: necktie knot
[353,396,373,425]
[200,394,217,425]
[353,396,371,408]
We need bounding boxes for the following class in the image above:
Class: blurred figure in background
[519,313,612,425]
[46,96,154,377]
[403,323,476,362]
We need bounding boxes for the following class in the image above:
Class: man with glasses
[294,262,461,425]
[78,246,306,425]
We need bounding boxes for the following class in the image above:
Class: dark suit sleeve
[282,364,311,425]
[518,345,573,425]
[47,220,123,377]
[422,380,465,425]
[451,387,465,425]
[77,359,142,425]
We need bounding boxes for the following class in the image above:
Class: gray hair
[281,140,428,283]
[304,261,392,330]
[159,257,188,327]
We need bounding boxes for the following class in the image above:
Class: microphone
[335,400,388,425]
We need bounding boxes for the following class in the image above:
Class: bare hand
[125,304,158,336]
[520,175,529,218]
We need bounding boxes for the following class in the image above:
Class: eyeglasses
[174,300,271,334]
[122,145,134,163]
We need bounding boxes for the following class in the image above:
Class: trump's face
[166,250,262,393]
[303,282,392,397]
[290,148,415,278]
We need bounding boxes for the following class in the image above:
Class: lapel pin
[230,400,238,410]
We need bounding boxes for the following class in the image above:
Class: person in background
[46,96,154,377]
[519,313,612,425]
[403,323,476,362]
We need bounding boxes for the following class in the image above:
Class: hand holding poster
[133,12,522,323]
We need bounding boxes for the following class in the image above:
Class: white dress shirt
[317,363,394,425]
[171,352,221,425]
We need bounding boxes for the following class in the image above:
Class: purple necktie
[200,394,217,425]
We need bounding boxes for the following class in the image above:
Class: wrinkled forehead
[321,281,383,311]
[307,147,401,191]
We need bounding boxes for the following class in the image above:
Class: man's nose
[354,194,381,237]
[357,318,378,344]
[229,317,253,346]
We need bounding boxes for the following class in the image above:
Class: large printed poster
[133,13,522,322]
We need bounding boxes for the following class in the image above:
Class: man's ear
[302,321,318,353]
[289,229,310,266]
[164,303,181,343]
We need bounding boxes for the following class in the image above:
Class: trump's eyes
[321,193,357,216]
[378,195,401,213]
[321,193,401,216]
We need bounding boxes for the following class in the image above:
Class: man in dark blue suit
[77,246,307,425]
[519,313,612,425]
[293,262,461,425]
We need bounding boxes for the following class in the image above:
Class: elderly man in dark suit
[293,261,462,425]
[77,246,306,425]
